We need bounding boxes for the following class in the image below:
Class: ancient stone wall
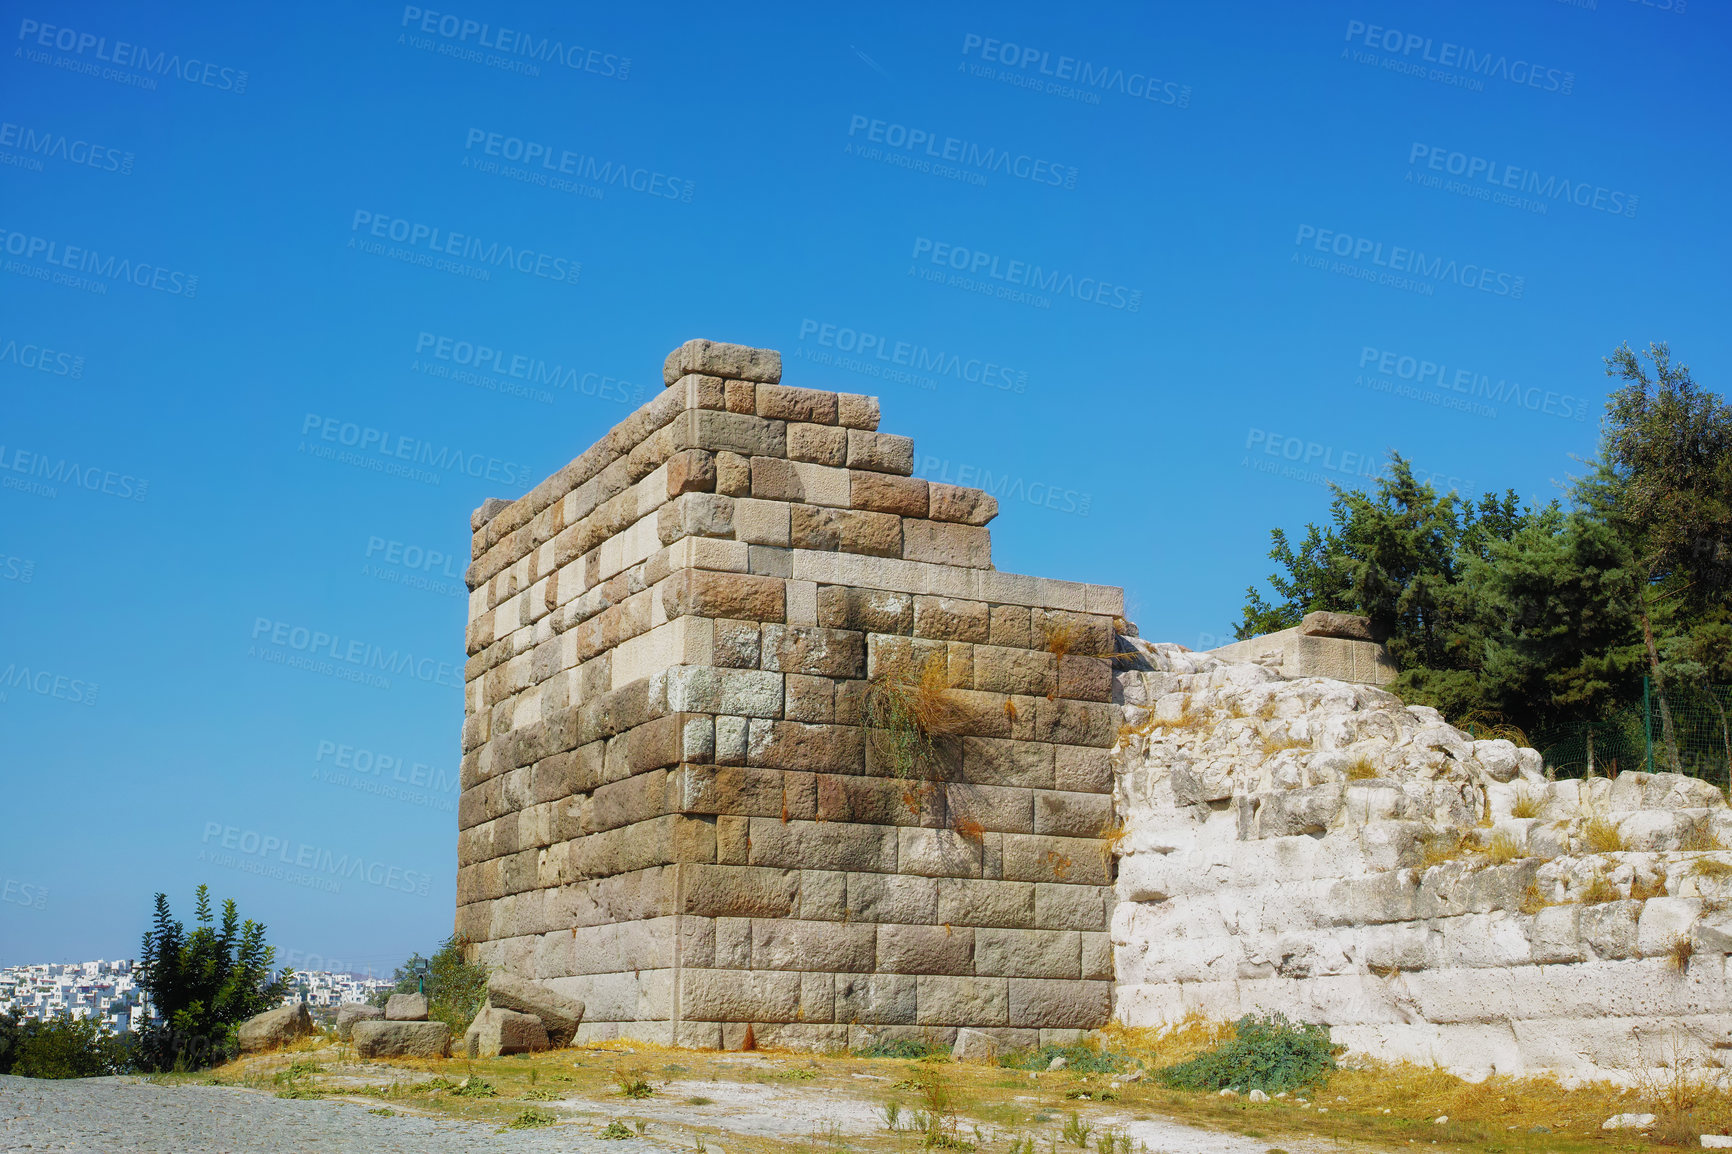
[1112,640,1732,1081]
[458,339,1123,1049]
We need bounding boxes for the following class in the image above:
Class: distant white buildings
[0,960,146,1035]
[0,960,394,1033]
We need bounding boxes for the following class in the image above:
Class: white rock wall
[1111,639,1732,1082]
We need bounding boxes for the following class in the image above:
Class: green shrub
[853,1037,947,1060]
[3,1014,130,1078]
[134,885,291,1072]
[998,1042,1127,1075]
[372,934,489,1036]
[1155,1013,1337,1094]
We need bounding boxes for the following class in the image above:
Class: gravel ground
[0,1073,1358,1154]
[0,1075,667,1154]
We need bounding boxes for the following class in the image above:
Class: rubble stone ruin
[459,339,1123,1049]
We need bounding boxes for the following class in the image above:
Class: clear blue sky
[2,0,1725,970]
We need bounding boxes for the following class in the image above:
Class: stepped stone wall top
[456,339,1124,1050]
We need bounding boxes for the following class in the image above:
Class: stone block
[749,817,897,873]
[664,339,782,386]
[1054,746,1112,793]
[679,864,801,919]
[757,384,838,424]
[751,456,804,502]
[1034,882,1108,931]
[334,1003,383,1041]
[1004,834,1107,886]
[1638,897,1702,957]
[988,606,1031,648]
[975,928,1080,978]
[1581,900,1642,960]
[660,569,785,623]
[716,451,751,496]
[487,972,585,1046]
[238,1004,313,1053]
[679,968,802,1020]
[852,472,929,517]
[682,409,787,459]
[666,449,716,496]
[725,379,755,414]
[1008,979,1110,1029]
[1529,903,1584,964]
[928,484,998,526]
[836,973,916,1024]
[1033,791,1113,838]
[904,520,991,568]
[847,430,915,475]
[753,918,877,972]
[878,923,975,975]
[974,645,1056,696]
[464,1005,550,1057]
[352,1020,452,1059]
[747,719,865,773]
[849,872,939,924]
[914,596,990,643]
[734,498,792,546]
[938,878,1036,928]
[386,992,429,1021]
[791,505,902,557]
[918,976,1008,1026]
[951,1027,1002,1062]
[964,737,1055,789]
[900,826,986,879]
[789,422,848,466]
[836,393,880,431]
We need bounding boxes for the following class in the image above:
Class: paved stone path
[0,1075,664,1153]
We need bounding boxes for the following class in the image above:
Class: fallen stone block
[486,972,586,1047]
[463,1005,550,1058]
[1602,1113,1656,1130]
[352,1020,452,1059]
[950,1027,1001,1063]
[385,992,428,1021]
[335,1003,383,1040]
[237,1004,312,1054]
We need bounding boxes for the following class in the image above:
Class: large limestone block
[951,1026,1002,1062]
[488,970,588,1039]
[464,1005,550,1057]
[663,339,782,386]
[352,1019,452,1059]
[385,992,430,1021]
[335,1002,384,1040]
[237,1004,313,1053]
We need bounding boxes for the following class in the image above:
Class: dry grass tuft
[1260,733,1311,757]
[1631,869,1670,901]
[1579,871,1622,904]
[1479,831,1525,866]
[1042,621,1083,660]
[1345,756,1379,781]
[1420,829,1467,870]
[1694,858,1732,880]
[866,653,960,780]
[1582,816,1626,854]
[1510,788,1542,819]
[1681,823,1727,852]
[1670,933,1696,974]
[1518,882,1553,915]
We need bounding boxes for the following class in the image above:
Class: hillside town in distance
[0,960,394,1034]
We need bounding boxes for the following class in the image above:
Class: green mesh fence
[1535,679,1732,787]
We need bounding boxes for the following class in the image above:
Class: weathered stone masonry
[458,339,1124,1049]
